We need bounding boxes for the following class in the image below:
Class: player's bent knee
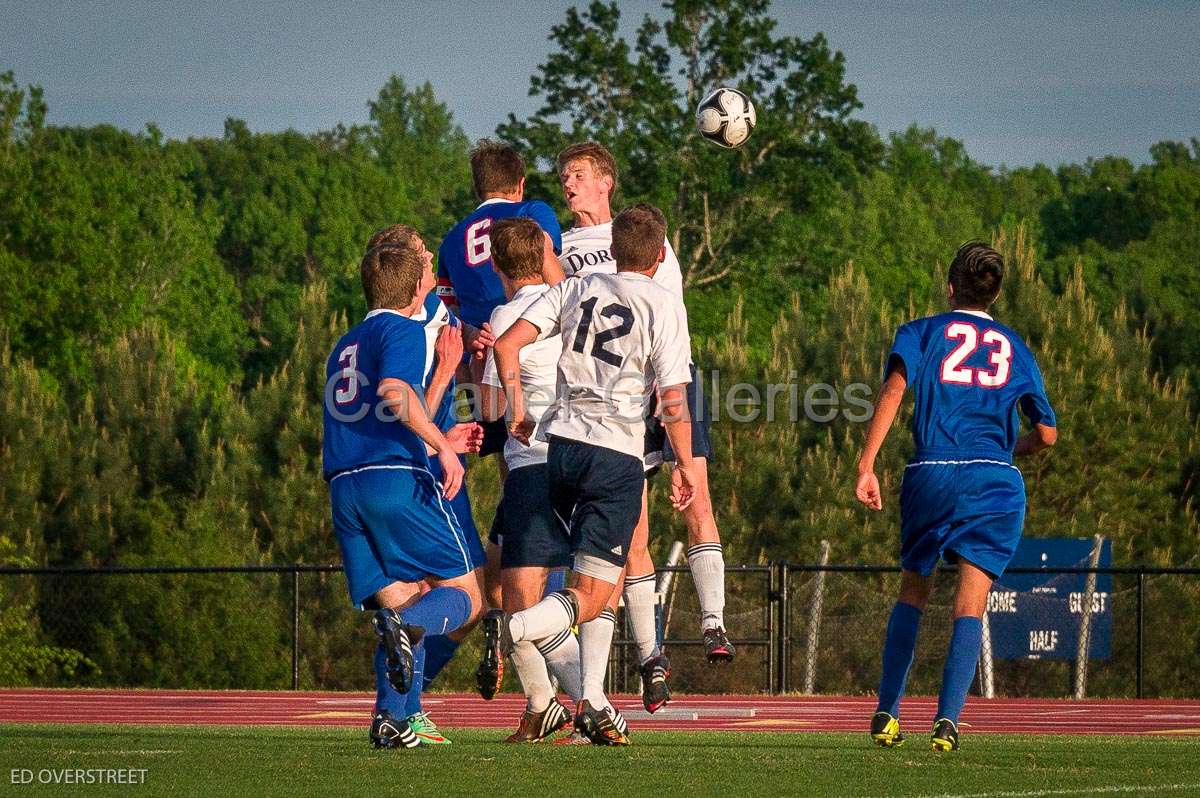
[573,553,623,585]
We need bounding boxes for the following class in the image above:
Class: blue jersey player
[324,241,487,750]
[854,242,1057,752]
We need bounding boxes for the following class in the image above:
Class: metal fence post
[802,540,831,695]
[1136,568,1145,699]
[779,562,791,693]
[1072,534,1104,699]
[767,562,779,694]
[979,610,995,699]
[291,569,300,691]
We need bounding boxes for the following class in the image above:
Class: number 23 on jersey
[940,322,1012,387]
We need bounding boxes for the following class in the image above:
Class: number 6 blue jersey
[437,198,562,330]
[886,310,1056,460]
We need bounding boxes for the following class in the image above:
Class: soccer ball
[695,87,757,148]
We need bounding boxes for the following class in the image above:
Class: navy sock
[373,643,405,716]
[398,586,472,636]
[544,569,567,595]
[936,616,984,725]
[876,602,923,717]
[421,635,461,692]
[403,641,427,718]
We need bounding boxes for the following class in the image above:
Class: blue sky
[3,1,1197,167]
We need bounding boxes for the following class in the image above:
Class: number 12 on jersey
[571,296,634,367]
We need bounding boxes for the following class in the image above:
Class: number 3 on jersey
[572,296,634,367]
[940,322,1012,387]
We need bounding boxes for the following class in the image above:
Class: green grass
[1,725,1198,798]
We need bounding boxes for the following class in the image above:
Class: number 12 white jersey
[520,271,693,460]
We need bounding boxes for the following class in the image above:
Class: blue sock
[398,586,472,637]
[876,602,923,717]
[544,569,567,594]
[403,641,427,718]
[373,643,406,716]
[421,635,461,691]
[936,616,984,725]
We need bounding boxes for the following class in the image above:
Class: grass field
[2,725,1198,798]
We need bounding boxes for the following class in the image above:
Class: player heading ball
[479,203,697,745]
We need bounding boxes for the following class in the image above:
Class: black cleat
[639,654,672,713]
[374,609,424,694]
[930,718,960,752]
[476,609,513,700]
[505,699,573,743]
[870,711,905,748]
[369,710,420,749]
[574,700,630,746]
[703,626,736,663]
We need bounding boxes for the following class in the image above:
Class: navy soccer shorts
[644,363,713,466]
[491,463,572,569]
[547,437,644,568]
[330,464,486,610]
[899,457,1026,580]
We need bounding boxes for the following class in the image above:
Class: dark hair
[366,223,420,251]
[612,203,666,271]
[491,217,545,281]
[948,241,1004,309]
[360,243,424,310]
[470,139,524,199]
[557,141,618,197]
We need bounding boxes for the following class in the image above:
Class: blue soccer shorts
[330,463,486,610]
[899,458,1026,580]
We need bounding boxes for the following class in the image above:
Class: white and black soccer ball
[695,87,757,148]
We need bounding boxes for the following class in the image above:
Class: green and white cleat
[870,711,905,748]
[408,711,451,745]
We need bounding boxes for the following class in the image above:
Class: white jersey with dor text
[481,285,561,470]
[519,271,692,460]
[560,222,685,302]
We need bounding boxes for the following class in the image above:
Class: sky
[3,1,1197,168]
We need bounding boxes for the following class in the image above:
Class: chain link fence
[2,562,1198,697]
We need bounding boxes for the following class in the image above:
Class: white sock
[687,543,726,632]
[622,573,660,664]
[579,608,616,708]
[509,591,576,643]
[537,629,582,702]
[511,640,554,712]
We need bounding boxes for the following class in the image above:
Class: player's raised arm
[855,365,908,511]
[493,319,540,444]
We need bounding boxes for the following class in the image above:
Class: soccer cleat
[407,711,450,745]
[552,730,592,746]
[930,718,960,752]
[369,710,420,749]
[703,626,736,663]
[870,711,905,748]
[639,654,672,713]
[476,609,513,700]
[609,705,629,737]
[374,609,424,694]
[574,700,630,746]
[505,699,573,743]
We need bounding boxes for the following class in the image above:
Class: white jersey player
[482,204,698,746]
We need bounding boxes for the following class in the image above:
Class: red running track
[2,690,1199,736]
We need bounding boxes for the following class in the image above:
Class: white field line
[880,782,1200,798]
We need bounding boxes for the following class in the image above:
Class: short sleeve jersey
[559,222,685,302]
[519,271,692,460]
[412,291,457,432]
[886,310,1056,459]
[481,284,562,469]
[437,198,563,330]
[322,310,429,479]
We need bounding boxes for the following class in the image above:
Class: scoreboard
[988,538,1113,661]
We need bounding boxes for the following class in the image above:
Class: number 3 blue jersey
[887,310,1056,459]
[322,310,430,480]
[437,199,562,330]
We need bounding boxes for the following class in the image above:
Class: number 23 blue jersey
[887,310,1056,458]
